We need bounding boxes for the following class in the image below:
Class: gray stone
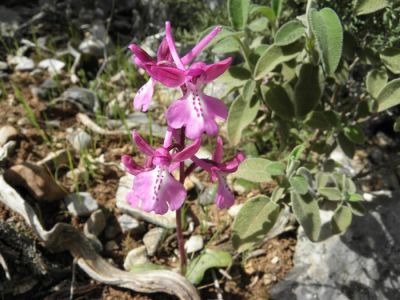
[105,240,119,252]
[143,227,167,256]
[38,59,65,75]
[123,246,149,271]
[199,184,217,206]
[64,192,99,217]
[184,235,203,254]
[62,87,97,111]
[0,125,18,147]
[228,204,244,218]
[0,61,8,71]
[67,130,92,152]
[33,79,59,100]
[116,175,176,228]
[84,209,106,237]
[270,192,400,300]
[118,214,141,234]
[8,56,35,71]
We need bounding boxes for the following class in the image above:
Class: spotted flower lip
[121,130,201,214]
[192,137,245,208]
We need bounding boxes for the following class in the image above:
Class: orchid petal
[128,44,154,66]
[212,136,224,163]
[172,138,201,162]
[157,38,172,62]
[132,130,155,156]
[165,21,184,69]
[148,65,185,87]
[219,152,246,173]
[181,26,222,65]
[215,173,235,209]
[121,155,144,175]
[202,57,232,83]
[133,79,154,112]
[202,94,228,120]
[129,167,186,214]
[191,156,213,173]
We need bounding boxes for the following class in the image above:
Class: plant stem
[176,128,187,274]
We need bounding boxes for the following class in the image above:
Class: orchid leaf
[232,195,281,252]
[186,249,232,285]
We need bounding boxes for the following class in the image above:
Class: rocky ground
[1,1,400,300]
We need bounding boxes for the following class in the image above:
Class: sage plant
[122,22,244,273]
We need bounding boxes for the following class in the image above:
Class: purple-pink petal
[202,57,232,83]
[165,21,185,70]
[172,138,201,162]
[148,65,186,87]
[128,167,186,214]
[128,44,154,66]
[215,173,235,209]
[157,38,172,62]
[132,130,155,156]
[212,136,224,163]
[121,155,144,175]
[181,26,222,65]
[133,79,154,112]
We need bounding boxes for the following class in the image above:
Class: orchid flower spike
[121,130,201,214]
[192,137,245,208]
[158,21,232,140]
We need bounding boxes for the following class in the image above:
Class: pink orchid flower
[161,22,232,140]
[192,137,245,208]
[121,130,201,214]
[129,25,223,112]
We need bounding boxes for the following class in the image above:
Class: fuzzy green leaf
[395,117,400,132]
[319,187,343,201]
[234,158,284,182]
[212,37,241,54]
[232,195,280,252]
[344,125,365,144]
[309,8,343,75]
[264,85,294,120]
[380,48,400,75]
[377,79,400,112]
[272,0,283,18]
[294,63,323,117]
[331,205,352,234]
[354,0,388,16]
[186,249,232,285]
[338,133,355,158]
[289,175,309,195]
[348,193,363,202]
[366,68,388,98]
[254,42,303,80]
[275,20,305,46]
[228,0,250,30]
[227,95,259,145]
[291,192,321,241]
[250,5,276,21]
[305,111,332,130]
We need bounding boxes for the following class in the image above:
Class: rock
[199,184,217,206]
[0,141,16,165]
[64,192,99,217]
[105,240,119,252]
[38,59,65,75]
[61,87,97,111]
[33,79,59,100]
[118,214,141,234]
[184,235,204,254]
[123,246,149,271]
[116,175,176,228]
[67,130,92,152]
[143,227,167,256]
[228,204,244,218]
[0,61,8,71]
[270,191,400,300]
[4,162,66,202]
[17,117,30,126]
[8,56,35,71]
[0,125,18,147]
